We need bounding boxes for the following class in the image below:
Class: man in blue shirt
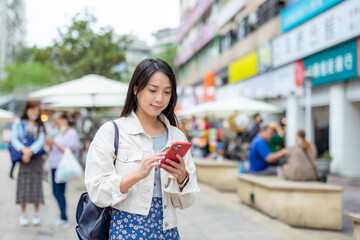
[249,126,287,175]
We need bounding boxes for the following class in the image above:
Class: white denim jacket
[84,111,200,231]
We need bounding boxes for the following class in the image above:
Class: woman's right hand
[135,152,165,180]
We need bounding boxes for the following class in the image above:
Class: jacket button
[165,223,168,227]
[154,182,156,186]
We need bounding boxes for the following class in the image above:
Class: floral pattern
[109,198,180,240]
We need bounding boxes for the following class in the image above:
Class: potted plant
[317,150,332,176]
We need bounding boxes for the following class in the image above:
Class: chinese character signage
[272,0,360,68]
[303,39,360,87]
[280,0,342,32]
[229,51,258,83]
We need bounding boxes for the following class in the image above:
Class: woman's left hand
[161,154,187,184]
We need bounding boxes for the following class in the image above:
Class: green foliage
[1,11,130,92]
[1,62,54,92]
[153,44,177,73]
[51,12,131,80]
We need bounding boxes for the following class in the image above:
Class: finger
[176,154,185,165]
[162,167,177,176]
[162,163,179,174]
[165,159,180,168]
[150,162,161,167]
[145,155,165,163]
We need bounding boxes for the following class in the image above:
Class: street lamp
[304,70,313,142]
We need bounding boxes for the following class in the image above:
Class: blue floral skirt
[109,197,180,240]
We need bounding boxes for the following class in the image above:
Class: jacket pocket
[117,149,143,163]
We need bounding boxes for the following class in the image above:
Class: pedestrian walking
[85,58,200,239]
[10,99,46,226]
[47,112,80,228]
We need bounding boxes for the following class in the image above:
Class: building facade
[152,28,178,56]
[0,0,25,79]
[176,0,360,177]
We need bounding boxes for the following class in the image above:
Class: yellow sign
[229,51,258,83]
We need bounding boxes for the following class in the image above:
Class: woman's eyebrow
[149,84,172,89]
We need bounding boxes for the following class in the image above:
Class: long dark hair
[20,99,47,135]
[120,58,178,126]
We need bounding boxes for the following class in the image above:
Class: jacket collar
[127,111,172,136]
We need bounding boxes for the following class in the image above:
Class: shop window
[221,30,235,53]
[258,0,286,26]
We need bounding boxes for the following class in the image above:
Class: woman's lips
[151,104,161,110]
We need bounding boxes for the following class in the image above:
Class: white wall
[330,82,360,177]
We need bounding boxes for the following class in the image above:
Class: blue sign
[280,0,343,32]
[303,39,359,87]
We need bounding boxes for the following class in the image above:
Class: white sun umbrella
[30,74,129,108]
[177,96,282,118]
[0,109,15,119]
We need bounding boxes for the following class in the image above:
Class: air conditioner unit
[248,12,258,27]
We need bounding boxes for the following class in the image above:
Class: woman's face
[27,106,40,120]
[135,71,172,118]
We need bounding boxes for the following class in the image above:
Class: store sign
[229,51,258,83]
[295,60,305,87]
[204,72,216,101]
[280,0,343,32]
[303,39,360,87]
[257,41,272,73]
[272,0,360,68]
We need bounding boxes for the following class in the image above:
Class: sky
[25,0,180,48]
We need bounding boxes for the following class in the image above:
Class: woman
[11,99,46,226]
[281,130,318,181]
[47,113,80,228]
[85,58,200,239]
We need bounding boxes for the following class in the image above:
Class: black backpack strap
[298,146,319,179]
[110,120,119,166]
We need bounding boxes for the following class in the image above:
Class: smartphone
[159,142,192,167]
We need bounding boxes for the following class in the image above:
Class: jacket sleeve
[29,128,45,154]
[163,133,200,210]
[84,122,128,208]
[11,118,25,151]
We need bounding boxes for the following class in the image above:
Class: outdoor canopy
[30,74,129,108]
[0,109,15,119]
[176,96,282,118]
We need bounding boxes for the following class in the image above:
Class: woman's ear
[133,86,137,95]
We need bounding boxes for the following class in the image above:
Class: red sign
[295,60,305,87]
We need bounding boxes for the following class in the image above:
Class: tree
[51,12,131,81]
[1,62,55,92]
[0,11,131,92]
[153,44,178,76]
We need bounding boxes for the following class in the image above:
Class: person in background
[280,130,318,181]
[46,112,80,228]
[248,126,287,175]
[267,122,285,153]
[248,113,263,142]
[11,99,46,226]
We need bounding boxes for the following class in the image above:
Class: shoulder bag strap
[298,146,319,179]
[110,120,119,166]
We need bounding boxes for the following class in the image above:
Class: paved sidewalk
[0,150,353,240]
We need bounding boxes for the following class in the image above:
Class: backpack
[75,120,119,240]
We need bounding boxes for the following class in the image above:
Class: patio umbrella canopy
[0,109,15,119]
[30,74,129,108]
[177,96,282,118]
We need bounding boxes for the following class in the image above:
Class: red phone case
[160,142,192,167]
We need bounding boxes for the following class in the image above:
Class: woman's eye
[149,90,156,93]
[165,92,171,94]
